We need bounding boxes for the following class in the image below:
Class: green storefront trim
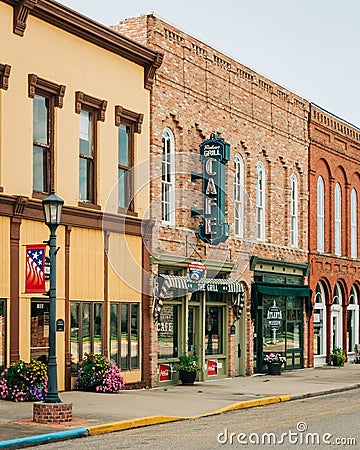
[254,285,311,297]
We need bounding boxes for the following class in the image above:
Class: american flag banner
[25,244,46,294]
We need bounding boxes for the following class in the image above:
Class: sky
[60,0,360,128]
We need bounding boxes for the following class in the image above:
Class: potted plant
[329,347,346,367]
[174,352,201,385]
[263,353,286,375]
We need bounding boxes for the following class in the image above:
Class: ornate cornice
[0,64,11,90]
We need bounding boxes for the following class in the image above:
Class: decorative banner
[207,359,217,376]
[159,364,172,382]
[25,244,46,294]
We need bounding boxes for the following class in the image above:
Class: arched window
[317,176,324,252]
[161,128,175,225]
[331,283,343,350]
[334,183,341,255]
[314,282,327,365]
[351,189,357,258]
[256,162,265,241]
[347,286,359,357]
[234,155,244,237]
[290,174,298,247]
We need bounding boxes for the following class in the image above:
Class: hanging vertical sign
[198,134,230,245]
[25,244,46,294]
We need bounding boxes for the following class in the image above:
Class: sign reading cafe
[198,134,230,245]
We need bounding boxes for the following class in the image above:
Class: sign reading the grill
[198,135,230,245]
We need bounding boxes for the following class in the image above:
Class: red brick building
[308,104,360,367]
[113,15,311,385]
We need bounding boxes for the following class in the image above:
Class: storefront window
[110,302,139,370]
[70,301,103,374]
[263,297,286,354]
[314,308,324,355]
[158,304,178,359]
[205,306,222,355]
[30,300,49,363]
[0,300,6,372]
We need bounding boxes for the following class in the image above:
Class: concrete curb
[87,416,184,435]
[0,428,88,449]
[288,383,360,401]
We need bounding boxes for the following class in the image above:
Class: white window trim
[351,189,357,258]
[317,176,324,252]
[314,282,327,363]
[161,128,175,226]
[334,183,341,256]
[256,162,265,241]
[234,154,244,238]
[290,174,298,248]
[347,287,359,358]
[331,283,343,350]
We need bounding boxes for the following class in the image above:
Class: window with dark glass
[28,74,65,195]
[75,91,107,205]
[30,300,49,363]
[205,305,223,355]
[115,106,143,212]
[158,304,179,359]
[79,109,95,202]
[118,123,132,209]
[70,301,103,374]
[33,94,51,193]
[110,302,139,370]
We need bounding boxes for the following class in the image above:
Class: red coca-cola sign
[159,364,171,382]
[207,359,217,376]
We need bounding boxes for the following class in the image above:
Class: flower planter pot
[267,362,282,375]
[179,370,197,385]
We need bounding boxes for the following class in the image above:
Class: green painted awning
[254,284,311,297]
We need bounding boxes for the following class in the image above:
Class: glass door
[285,297,303,369]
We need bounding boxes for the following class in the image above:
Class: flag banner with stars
[25,244,46,294]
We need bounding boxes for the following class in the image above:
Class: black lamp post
[42,188,64,403]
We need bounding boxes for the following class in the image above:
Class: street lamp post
[42,188,64,404]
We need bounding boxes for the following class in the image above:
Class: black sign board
[56,318,65,332]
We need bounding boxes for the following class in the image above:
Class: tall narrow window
[79,109,94,202]
[28,74,65,195]
[118,123,131,209]
[290,174,298,247]
[70,301,103,374]
[234,155,244,237]
[110,302,140,370]
[115,106,143,212]
[76,91,107,206]
[334,183,341,255]
[162,128,175,225]
[351,188,357,258]
[256,162,265,241]
[317,176,324,252]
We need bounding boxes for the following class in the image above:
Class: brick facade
[308,104,360,364]
[113,14,310,381]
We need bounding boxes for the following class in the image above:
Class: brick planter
[33,402,73,424]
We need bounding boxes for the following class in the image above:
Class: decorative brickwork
[308,104,360,365]
[113,14,310,379]
[33,402,73,424]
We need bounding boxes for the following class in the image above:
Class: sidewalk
[0,363,359,447]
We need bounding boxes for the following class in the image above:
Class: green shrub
[329,347,346,367]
